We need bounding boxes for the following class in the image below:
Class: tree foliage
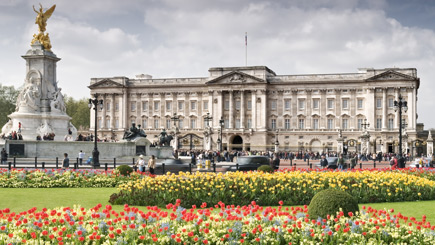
[0,84,20,128]
[65,96,90,129]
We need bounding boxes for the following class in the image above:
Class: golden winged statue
[31,4,56,51]
[33,4,56,33]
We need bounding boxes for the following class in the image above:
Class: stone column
[251,91,257,129]
[137,93,142,126]
[395,88,400,128]
[306,90,312,129]
[408,87,416,130]
[382,88,387,130]
[366,88,375,130]
[111,94,115,128]
[101,94,107,129]
[260,90,267,129]
[229,90,234,128]
[320,89,326,129]
[123,89,128,129]
[350,89,356,129]
[240,90,245,128]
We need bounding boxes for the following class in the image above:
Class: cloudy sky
[1,0,435,128]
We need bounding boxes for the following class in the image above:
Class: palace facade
[88,66,422,155]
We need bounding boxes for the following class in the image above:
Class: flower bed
[111,170,435,206]
[0,201,434,244]
[0,169,148,188]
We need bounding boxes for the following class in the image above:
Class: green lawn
[1,188,434,224]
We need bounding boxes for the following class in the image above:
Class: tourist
[135,155,145,172]
[337,154,345,170]
[320,155,328,169]
[148,155,156,174]
[18,122,22,133]
[62,153,69,169]
[1,148,8,165]
[78,150,85,165]
[390,155,398,169]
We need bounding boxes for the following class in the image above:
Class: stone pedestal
[1,42,76,141]
[359,131,371,155]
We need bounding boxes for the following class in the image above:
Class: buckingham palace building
[88,65,423,154]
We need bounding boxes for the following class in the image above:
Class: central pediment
[206,71,268,85]
[89,79,125,88]
[366,70,417,81]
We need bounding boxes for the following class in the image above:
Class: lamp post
[394,94,408,168]
[88,96,104,168]
[219,117,224,152]
[204,112,213,127]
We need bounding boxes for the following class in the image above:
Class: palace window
[131,102,136,112]
[190,118,196,128]
[342,99,348,109]
[247,118,252,128]
[203,101,208,110]
[235,100,241,110]
[106,102,110,111]
[142,119,147,129]
[285,119,290,129]
[191,101,196,110]
[342,118,348,129]
[247,100,252,110]
[166,101,172,111]
[115,102,119,112]
[178,119,183,128]
[388,118,394,130]
[376,98,382,108]
[298,119,304,129]
[166,119,171,129]
[115,118,119,128]
[376,118,382,129]
[178,101,184,110]
[327,119,334,129]
[285,100,291,110]
[357,118,363,130]
[313,118,319,129]
[106,118,110,129]
[388,98,394,108]
[271,119,276,130]
[313,99,319,109]
[98,118,102,128]
[224,119,229,129]
[327,99,334,109]
[224,100,230,110]
[298,100,305,110]
[271,100,277,110]
[357,99,363,109]
[154,119,159,129]
[235,119,241,128]
[142,101,148,111]
[154,101,160,111]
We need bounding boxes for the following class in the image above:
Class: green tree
[65,96,90,129]
[0,84,20,127]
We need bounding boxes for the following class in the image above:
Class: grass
[1,188,434,224]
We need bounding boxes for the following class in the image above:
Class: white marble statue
[50,88,66,112]
[17,78,41,111]
[1,120,12,135]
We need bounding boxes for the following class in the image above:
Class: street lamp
[394,94,408,168]
[219,117,224,152]
[88,96,104,167]
[204,112,213,127]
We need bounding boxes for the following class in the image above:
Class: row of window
[104,97,401,113]
[270,118,399,130]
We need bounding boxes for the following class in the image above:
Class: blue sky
[1,0,435,128]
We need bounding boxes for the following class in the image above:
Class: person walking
[78,150,85,165]
[1,148,8,165]
[62,153,69,169]
[320,155,328,169]
[135,155,145,172]
[148,155,156,175]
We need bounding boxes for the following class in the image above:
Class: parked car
[226,156,270,171]
[316,157,339,169]
[409,157,432,168]
[155,159,191,173]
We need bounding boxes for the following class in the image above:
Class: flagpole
[245,32,247,66]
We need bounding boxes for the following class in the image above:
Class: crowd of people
[1,131,23,140]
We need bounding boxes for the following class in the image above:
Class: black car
[226,156,270,171]
[155,159,191,174]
